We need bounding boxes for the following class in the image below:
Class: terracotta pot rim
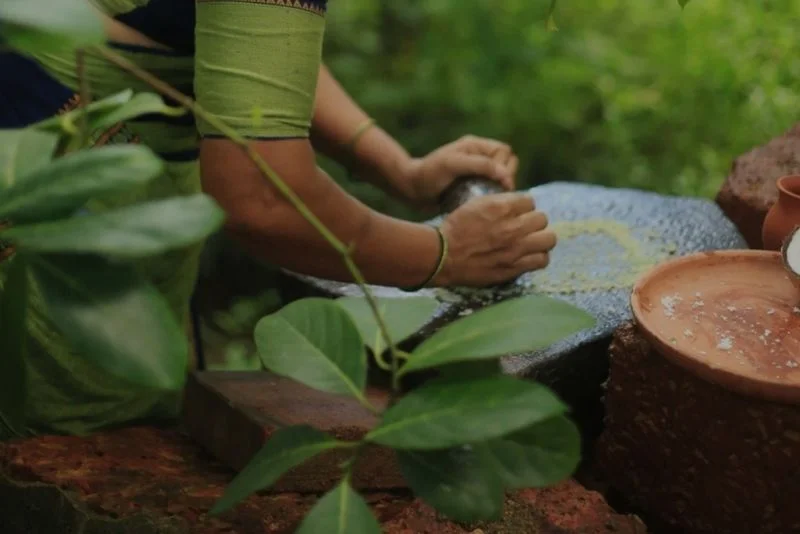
[777,175,800,201]
[630,249,800,405]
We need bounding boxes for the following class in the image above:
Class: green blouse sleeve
[194,0,327,139]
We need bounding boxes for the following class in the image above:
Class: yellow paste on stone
[526,219,678,294]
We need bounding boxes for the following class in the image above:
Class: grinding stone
[284,182,747,381]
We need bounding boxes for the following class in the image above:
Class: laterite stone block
[0,426,646,533]
[181,371,405,492]
[595,323,800,534]
[716,122,800,248]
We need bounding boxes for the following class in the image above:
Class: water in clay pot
[781,227,800,290]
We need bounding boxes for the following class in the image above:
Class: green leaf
[33,90,134,133]
[678,0,690,7]
[3,195,225,258]
[367,375,566,450]
[0,129,59,190]
[254,298,368,400]
[296,481,382,534]
[400,296,594,376]
[34,91,185,135]
[29,253,187,391]
[0,254,29,435]
[0,145,163,225]
[397,447,504,523]
[546,0,559,31]
[478,415,581,490]
[436,359,502,380]
[336,296,438,353]
[0,0,104,53]
[211,426,343,515]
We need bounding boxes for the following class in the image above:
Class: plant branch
[339,440,369,476]
[75,49,91,148]
[90,46,405,390]
[0,222,13,263]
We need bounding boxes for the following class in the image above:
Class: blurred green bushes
[321,0,800,215]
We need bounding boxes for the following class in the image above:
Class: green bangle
[346,118,376,151]
[345,118,376,182]
[402,226,448,292]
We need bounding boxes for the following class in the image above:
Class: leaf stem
[339,440,369,479]
[75,49,91,148]
[372,350,392,372]
[90,46,405,392]
[357,394,381,416]
[0,222,14,263]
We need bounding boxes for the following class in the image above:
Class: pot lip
[630,249,800,405]
[777,174,800,200]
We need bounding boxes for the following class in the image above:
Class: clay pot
[762,174,800,251]
[631,249,800,404]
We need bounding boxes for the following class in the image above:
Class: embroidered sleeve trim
[196,0,326,17]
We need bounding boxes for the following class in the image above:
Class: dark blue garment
[0,0,195,129]
[0,52,73,128]
[115,0,196,54]
[0,49,199,162]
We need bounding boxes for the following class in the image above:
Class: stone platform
[0,426,646,534]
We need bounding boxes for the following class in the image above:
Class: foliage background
[320,0,800,218]
[199,0,800,368]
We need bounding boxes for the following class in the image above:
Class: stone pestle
[437,174,506,214]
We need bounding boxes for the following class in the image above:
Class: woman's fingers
[494,228,556,266]
[452,136,517,190]
[504,192,536,215]
[513,229,557,261]
[456,135,511,157]
[505,155,519,188]
[513,251,551,272]
[437,192,555,287]
[516,209,548,233]
[441,153,504,183]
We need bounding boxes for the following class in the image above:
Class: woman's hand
[401,135,520,209]
[434,192,556,287]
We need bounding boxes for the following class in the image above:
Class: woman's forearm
[310,65,415,199]
[200,138,442,287]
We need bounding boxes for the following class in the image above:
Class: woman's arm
[200,139,444,287]
[311,64,519,208]
[310,65,416,199]
[195,0,553,288]
[195,1,441,287]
